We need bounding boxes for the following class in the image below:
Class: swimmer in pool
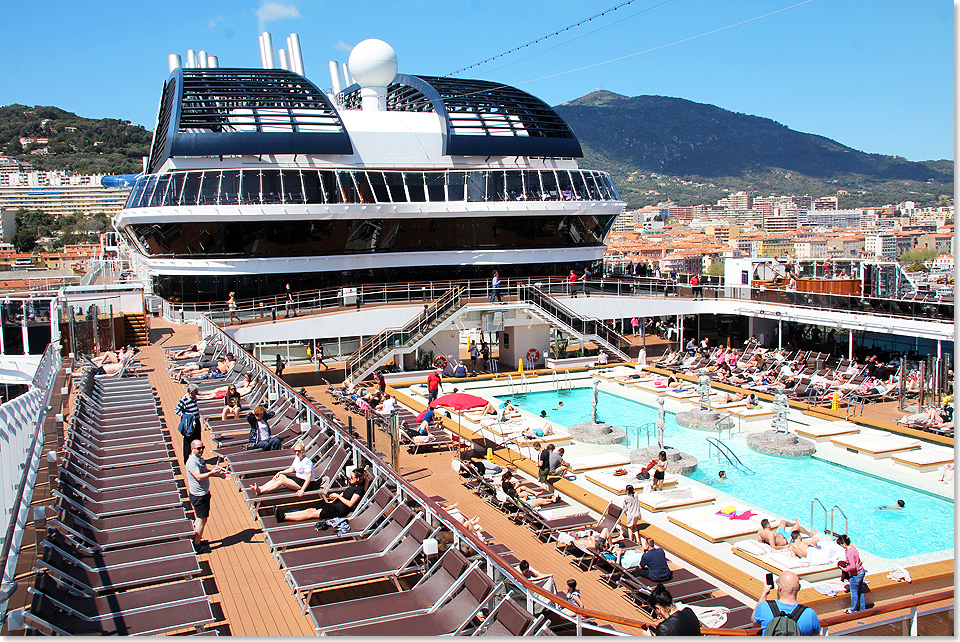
[552,401,564,411]
[878,499,905,510]
[712,470,732,485]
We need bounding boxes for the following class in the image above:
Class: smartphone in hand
[766,572,775,588]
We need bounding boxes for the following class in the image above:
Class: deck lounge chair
[25,576,213,636]
[241,445,349,516]
[308,548,475,633]
[57,464,175,493]
[513,503,595,541]
[53,484,182,519]
[263,486,395,554]
[49,509,196,552]
[891,445,955,472]
[324,566,498,636]
[471,595,544,636]
[635,487,716,512]
[285,516,437,607]
[277,503,416,571]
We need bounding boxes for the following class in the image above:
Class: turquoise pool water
[504,388,954,560]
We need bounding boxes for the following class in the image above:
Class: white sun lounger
[726,406,776,422]
[831,434,920,459]
[585,468,678,494]
[565,452,631,472]
[732,539,845,583]
[668,504,764,543]
[636,487,716,512]
[891,445,955,472]
[794,421,860,442]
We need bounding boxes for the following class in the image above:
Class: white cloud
[256,2,302,31]
[334,39,352,52]
[207,16,225,28]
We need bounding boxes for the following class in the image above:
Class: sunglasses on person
[194,446,205,452]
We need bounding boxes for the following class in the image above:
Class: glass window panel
[240,170,261,204]
[367,171,390,203]
[148,175,170,207]
[425,173,445,202]
[138,175,158,207]
[447,172,465,201]
[301,170,322,204]
[571,171,590,200]
[384,172,408,202]
[319,170,340,203]
[603,174,620,200]
[485,171,505,201]
[198,171,221,205]
[540,170,559,200]
[583,171,602,200]
[281,170,305,204]
[405,172,426,202]
[180,172,202,206]
[504,171,523,201]
[161,174,182,206]
[261,170,282,204]
[521,170,541,200]
[351,171,375,203]
[596,172,614,200]
[218,171,240,205]
[556,170,574,200]
[338,171,359,203]
[466,172,485,202]
[127,177,147,208]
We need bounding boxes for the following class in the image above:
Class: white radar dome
[348,39,398,88]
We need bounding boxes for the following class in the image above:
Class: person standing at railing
[489,270,503,304]
[316,343,327,370]
[836,534,866,613]
[284,283,296,318]
[275,354,285,379]
[227,292,241,324]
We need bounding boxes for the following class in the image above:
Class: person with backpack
[753,570,821,635]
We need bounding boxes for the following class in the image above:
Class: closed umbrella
[430,393,488,458]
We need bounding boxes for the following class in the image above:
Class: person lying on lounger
[252,441,317,496]
[169,340,208,360]
[522,420,555,439]
[273,468,364,523]
[90,346,135,366]
[501,469,560,508]
[787,530,821,558]
[758,518,815,550]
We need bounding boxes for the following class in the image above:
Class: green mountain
[554,91,953,209]
[0,104,151,175]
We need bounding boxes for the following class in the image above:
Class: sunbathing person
[899,406,947,426]
[252,441,317,496]
[522,420,555,439]
[758,517,814,549]
[197,372,252,400]
[787,531,821,558]
[169,340,208,360]
[175,354,236,379]
[96,350,135,375]
[274,468,364,523]
[517,560,557,593]
[501,469,560,508]
[90,346,134,366]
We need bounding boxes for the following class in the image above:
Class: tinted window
[148,175,170,207]
[485,171,505,201]
[240,170,261,204]
[466,172,485,202]
[281,170,304,203]
[261,170,282,204]
[447,172,465,201]
[199,172,221,205]
[338,172,359,203]
[180,172,202,206]
[219,171,240,205]
[319,171,340,203]
[301,170,322,204]
[426,173,445,201]
[540,171,559,200]
[162,174,183,206]
[505,171,523,201]
[522,170,541,200]
[384,172,408,202]
[368,172,390,203]
[405,172,426,202]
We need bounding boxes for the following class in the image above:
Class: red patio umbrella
[429,392,488,458]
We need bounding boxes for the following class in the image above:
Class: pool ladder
[552,369,572,391]
[629,422,657,448]
[506,373,530,396]
[810,498,849,536]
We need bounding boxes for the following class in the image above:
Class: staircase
[517,284,632,362]
[121,313,149,346]
[345,287,466,383]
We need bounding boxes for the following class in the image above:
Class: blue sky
[0,0,953,161]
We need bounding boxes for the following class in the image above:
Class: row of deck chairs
[25,366,216,635]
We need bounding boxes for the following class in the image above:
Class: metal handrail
[810,497,828,534]
[831,504,849,537]
[705,437,756,475]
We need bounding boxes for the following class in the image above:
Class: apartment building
[0,172,131,217]
[864,233,898,260]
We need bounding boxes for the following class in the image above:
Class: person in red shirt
[427,369,442,403]
[569,270,579,297]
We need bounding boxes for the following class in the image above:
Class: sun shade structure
[148,68,353,173]
[430,393,488,411]
[339,74,583,158]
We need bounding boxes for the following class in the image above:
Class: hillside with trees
[554,91,954,209]
[0,104,151,175]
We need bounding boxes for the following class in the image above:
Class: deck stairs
[345,287,466,384]
[122,313,150,346]
[517,284,632,362]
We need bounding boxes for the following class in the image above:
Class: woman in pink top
[727,349,739,367]
[836,534,866,612]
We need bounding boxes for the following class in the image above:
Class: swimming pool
[504,387,954,560]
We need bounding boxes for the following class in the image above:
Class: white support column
[21,310,28,355]
[849,331,854,361]
[778,319,782,350]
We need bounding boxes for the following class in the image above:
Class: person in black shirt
[640,584,701,636]
[274,469,364,523]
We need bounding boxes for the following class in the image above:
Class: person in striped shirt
[176,384,203,463]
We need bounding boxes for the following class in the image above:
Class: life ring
[433,355,448,369]
[526,348,540,362]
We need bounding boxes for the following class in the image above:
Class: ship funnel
[328,61,343,94]
[261,32,275,68]
[186,49,197,68]
[278,48,289,70]
[287,33,305,75]
[348,39,398,111]
[207,55,219,68]
[198,50,208,68]
[168,54,182,73]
